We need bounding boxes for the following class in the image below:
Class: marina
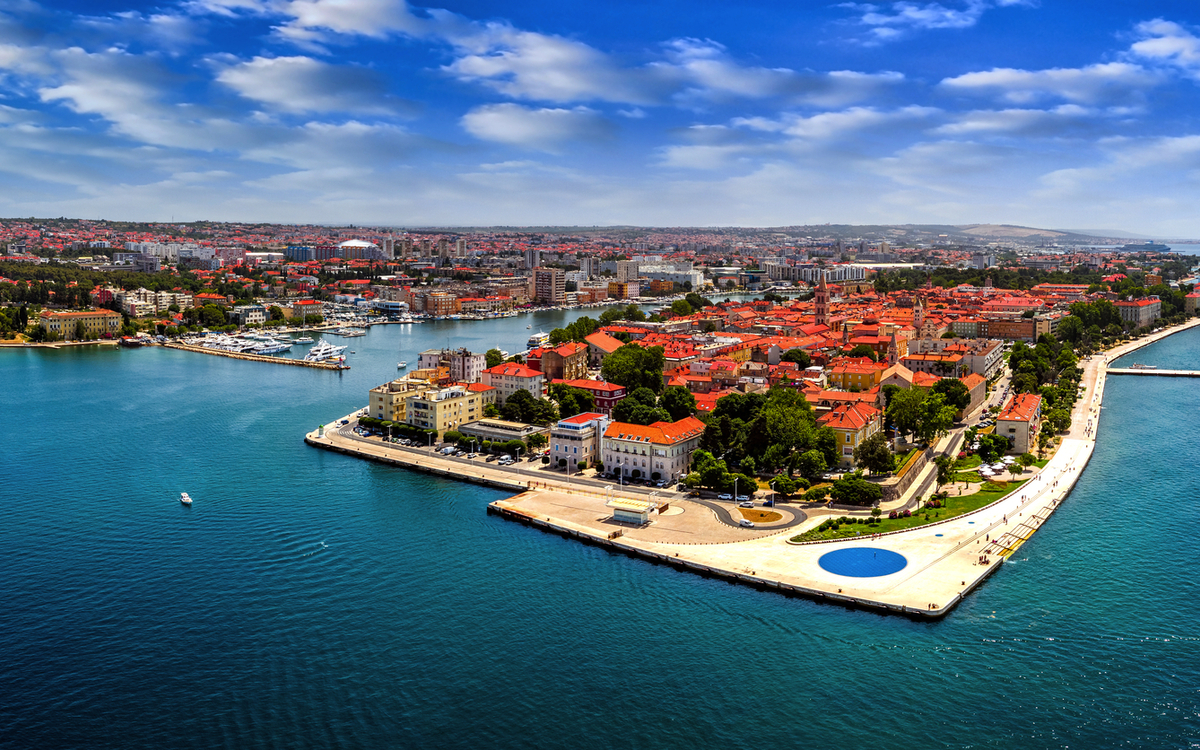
[163,341,349,369]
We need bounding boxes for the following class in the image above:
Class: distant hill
[1055,228,1153,240]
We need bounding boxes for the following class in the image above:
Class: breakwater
[165,342,349,369]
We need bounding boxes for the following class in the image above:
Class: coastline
[305,317,1200,618]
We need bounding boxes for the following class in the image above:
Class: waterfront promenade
[307,317,1200,617]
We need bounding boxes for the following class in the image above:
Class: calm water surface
[1,317,1198,749]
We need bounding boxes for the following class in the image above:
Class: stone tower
[815,270,829,329]
[887,332,900,366]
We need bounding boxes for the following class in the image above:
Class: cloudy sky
[2,0,1200,233]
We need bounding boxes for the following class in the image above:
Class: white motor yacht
[180,492,192,505]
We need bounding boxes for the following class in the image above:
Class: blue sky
[3,0,1200,234]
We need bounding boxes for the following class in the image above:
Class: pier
[1106,368,1200,377]
[164,342,349,370]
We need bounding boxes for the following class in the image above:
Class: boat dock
[164,342,349,370]
[1106,368,1200,377]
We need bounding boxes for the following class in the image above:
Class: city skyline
[3,1,1200,233]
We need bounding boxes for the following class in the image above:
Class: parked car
[738,501,753,508]
[467,453,477,459]
[736,495,750,502]
[485,455,496,462]
[717,493,733,500]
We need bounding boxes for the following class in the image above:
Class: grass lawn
[956,455,983,469]
[789,479,1027,542]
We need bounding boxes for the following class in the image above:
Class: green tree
[931,377,971,412]
[660,385,696,421]
[794,449,827,481]
[268,305,284,321]
[779,348,812,368]
[829,472,882,506]
[854,432,895,475]
[934,455,955,491]
[685,292,713,310]
[600,343,666,393]
[670,299,693,317]
[772,475,798,497]
[814,425,839,469]
[848,344,878,361]
[612,387,670,425]
[485,348,504,368]
[887,388,926,443]
[1056,315,1084,344]
[915,392,956,444]
[527,432,548,450]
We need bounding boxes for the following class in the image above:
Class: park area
[789,478,1028,542]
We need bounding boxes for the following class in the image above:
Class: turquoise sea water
[1,318,1198,748]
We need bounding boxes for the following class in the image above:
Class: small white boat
[397,360,408,369]
[294,336,315,344]
[526,325,532,329]
[180,492,192,505]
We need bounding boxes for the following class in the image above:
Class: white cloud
[940,62,1158,104]
[271,0,430,47]
[934,104,1096,135]
[842,0,1033,43]
[215,56,415,115]
[734,105,937,140]
[1129,19,1200,78]
[445,30,904,107]
[460,103,614,152]
[445,26,660,105]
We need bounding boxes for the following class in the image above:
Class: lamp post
[516,447,523,475]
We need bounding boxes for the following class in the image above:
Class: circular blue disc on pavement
[819,547,908,577]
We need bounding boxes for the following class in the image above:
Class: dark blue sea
[2,315,1198,749]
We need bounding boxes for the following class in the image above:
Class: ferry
[179,492,192,506]
[526,331,551,348]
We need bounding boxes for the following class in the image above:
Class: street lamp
[516,447,523,475]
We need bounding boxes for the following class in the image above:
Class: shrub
[888,510,898,520]
[631,469,641,479]
[871,507,882,517]
[578,461,587,471]
[902,509,912,518]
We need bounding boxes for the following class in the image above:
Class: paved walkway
[492,318,1200,616]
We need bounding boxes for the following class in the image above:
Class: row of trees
[610,386,696,425]
[882,381,962,446]
[698,388,840,480]
[0,305,29,335]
